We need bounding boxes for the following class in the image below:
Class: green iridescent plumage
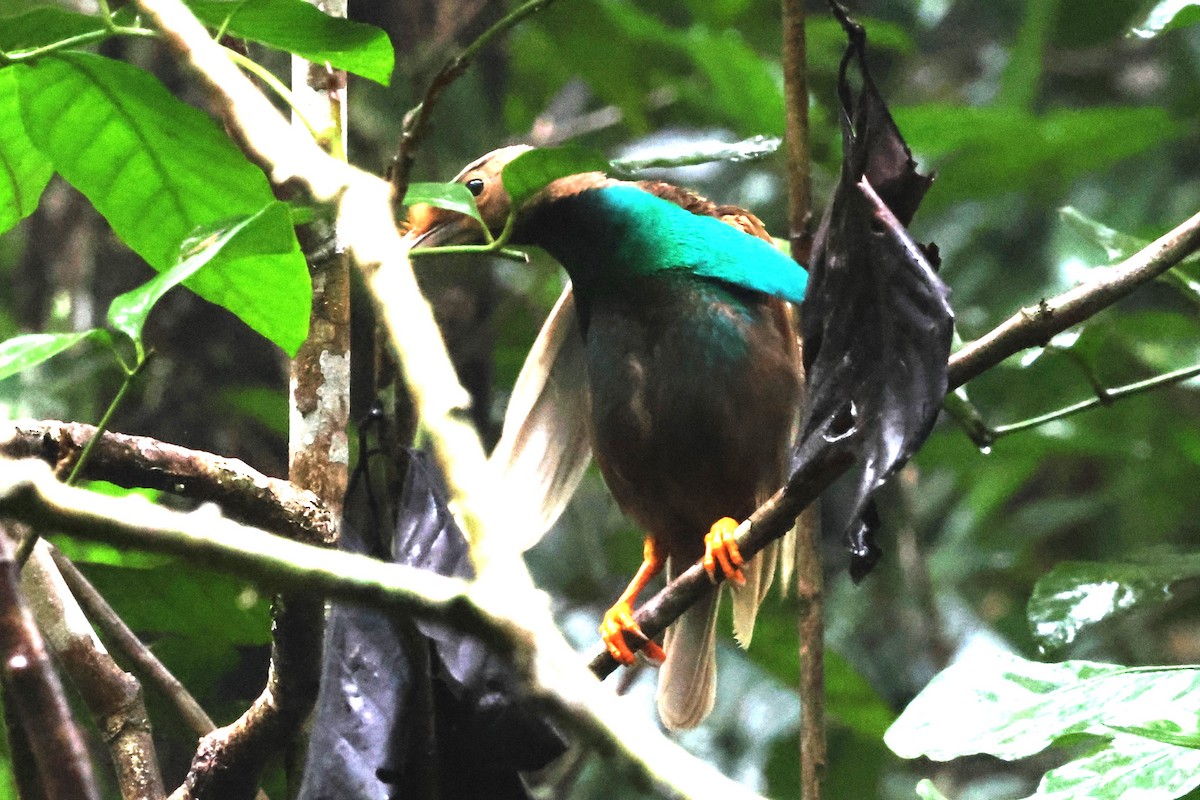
[523,184,808,303]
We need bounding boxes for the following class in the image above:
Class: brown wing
[634,180,775,243]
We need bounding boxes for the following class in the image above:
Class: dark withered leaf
[797,2,953,580]
[298,451,564,800]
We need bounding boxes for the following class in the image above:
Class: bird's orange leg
[703,516,745,585]
[600,537,667,665]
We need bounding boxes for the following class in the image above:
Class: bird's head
[403,145,532,248]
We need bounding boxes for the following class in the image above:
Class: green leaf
[402,182,484,226]
[107,204,285,353]
[501,146,612,210]
[1131,1,1200,38]
[0,68,53,234]
[0,330,108,382]
[0,6,103,51]
[1108,718,1200,750]
[188,0,394,85]
[1060,207,1200,305]
[886,649,1200,762]
[80,561,270,645]
[1059,207,1149,263]
[826,650,896,739]
[15,53,310,355]
[1029,556,1200,651]
[683,27,784,137]
[892,106,1187,211]
[611,135,781,172]
[1029,733,1200,800]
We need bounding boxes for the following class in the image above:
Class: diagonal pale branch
[0,458,767,800]
[18,534,166,800]
[132,0,517,578]
[0,524,101,800]
[589,204,1200,677]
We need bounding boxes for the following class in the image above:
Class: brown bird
[405,146,806,728]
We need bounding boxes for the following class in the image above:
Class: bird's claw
[600,601,666,665]
[703,516,745,585]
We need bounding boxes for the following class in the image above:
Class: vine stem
[990,361,1200,439]
[15,354,150,568]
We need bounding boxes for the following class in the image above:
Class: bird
[403,145,808,729]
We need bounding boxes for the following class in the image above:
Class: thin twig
[948,209,1200,389]
[16,357,150,568]
[990,361,1200,439]
[49,546,216,736]
[389,0,563,202]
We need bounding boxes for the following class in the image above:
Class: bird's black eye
[465,178,485,197]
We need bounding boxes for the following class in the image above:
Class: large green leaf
[891,652,1200,797]
[892,106,1187,210]
[15,53,310,355]
[188,0,393,85]
[1029,556,1200,651]
[1061,207,1200,305]
[0,68,53,234]
[501,146,611,210]
[0,330,109,382]
[1131,1,1200,37]
[0,6,103,51]
[107,203,289,354]
[80,561,270,645]
[683,26,784,137]
[1030,732,1200,800]
[887,649,1200,759]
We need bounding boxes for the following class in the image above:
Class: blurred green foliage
[1,0,1200,797]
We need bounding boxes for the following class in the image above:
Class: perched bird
[404,146,808,729]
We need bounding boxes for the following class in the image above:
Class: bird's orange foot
[600,601,666,665]
[703,516,745,585]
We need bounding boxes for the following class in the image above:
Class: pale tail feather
[732,494,818,643]
[778,500,819,596]
[732,539,777,647]
[487,285,592,551]
[658,572,720,730]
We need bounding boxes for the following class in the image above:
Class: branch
[782,2,825,799]
[980,361,1200,442]
[0,524,101,800]
[50,546,216,736]
[588,204,1200,675]
[947,208,1200,389]
[175,11,356,798]
[389,0,563,200]
[0,458,768,800]
[0,421,336,546]
[18,532,165,800]
[132,0,518,578]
